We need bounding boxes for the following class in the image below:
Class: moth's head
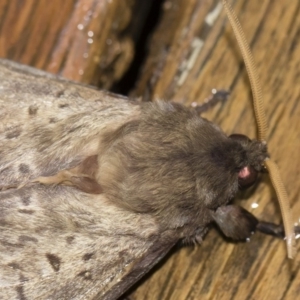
[229,133,268,189]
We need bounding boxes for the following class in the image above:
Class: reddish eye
[238,166,258,189]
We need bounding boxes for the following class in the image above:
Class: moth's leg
[211,204,300,241]
[256,221,300,239]
[33,172,102,194]
[32,155,102,194]
[191,89,230,114]
[33,171,74,186]
[210,205,258,240]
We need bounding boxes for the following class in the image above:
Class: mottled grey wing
[0,185,175,299]
[0,59,139,189]
[0,60,177,299]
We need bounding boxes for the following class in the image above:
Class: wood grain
[0,0,299,299]
[0,0,135,88]
[128,0,300,299]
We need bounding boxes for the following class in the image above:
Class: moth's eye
[238,166,258,189]
[229,134,251,144]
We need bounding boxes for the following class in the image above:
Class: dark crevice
[111,0,165,95]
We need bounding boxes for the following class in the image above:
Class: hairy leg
[191,89,230,114]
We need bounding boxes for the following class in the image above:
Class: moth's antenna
[222,0,267,141]
[222,0,295,258]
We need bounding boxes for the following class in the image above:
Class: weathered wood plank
[0,0,135,88]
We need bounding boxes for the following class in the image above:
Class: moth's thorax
[97,101,268,233]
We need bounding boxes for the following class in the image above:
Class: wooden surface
[0,0,135,88]
[0,0,299,299]
[128,0,300,299]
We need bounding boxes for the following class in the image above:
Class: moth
[0,1,296,299]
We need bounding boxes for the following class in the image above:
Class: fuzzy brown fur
[0,60,268,299]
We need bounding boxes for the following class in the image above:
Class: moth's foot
[257,221,300,240]
[191,89,230,114]
[211,204,300,242]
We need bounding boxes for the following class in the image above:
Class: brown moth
[0,1,296,299]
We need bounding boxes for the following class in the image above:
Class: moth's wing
[0,185,176,300]
[0,59,139,188]
[0,60,174,299]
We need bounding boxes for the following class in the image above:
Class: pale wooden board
[0,0,134,87]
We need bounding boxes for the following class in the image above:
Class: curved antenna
[222,0,295,258]
[265,159,295,258]
[222,0,267,141]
